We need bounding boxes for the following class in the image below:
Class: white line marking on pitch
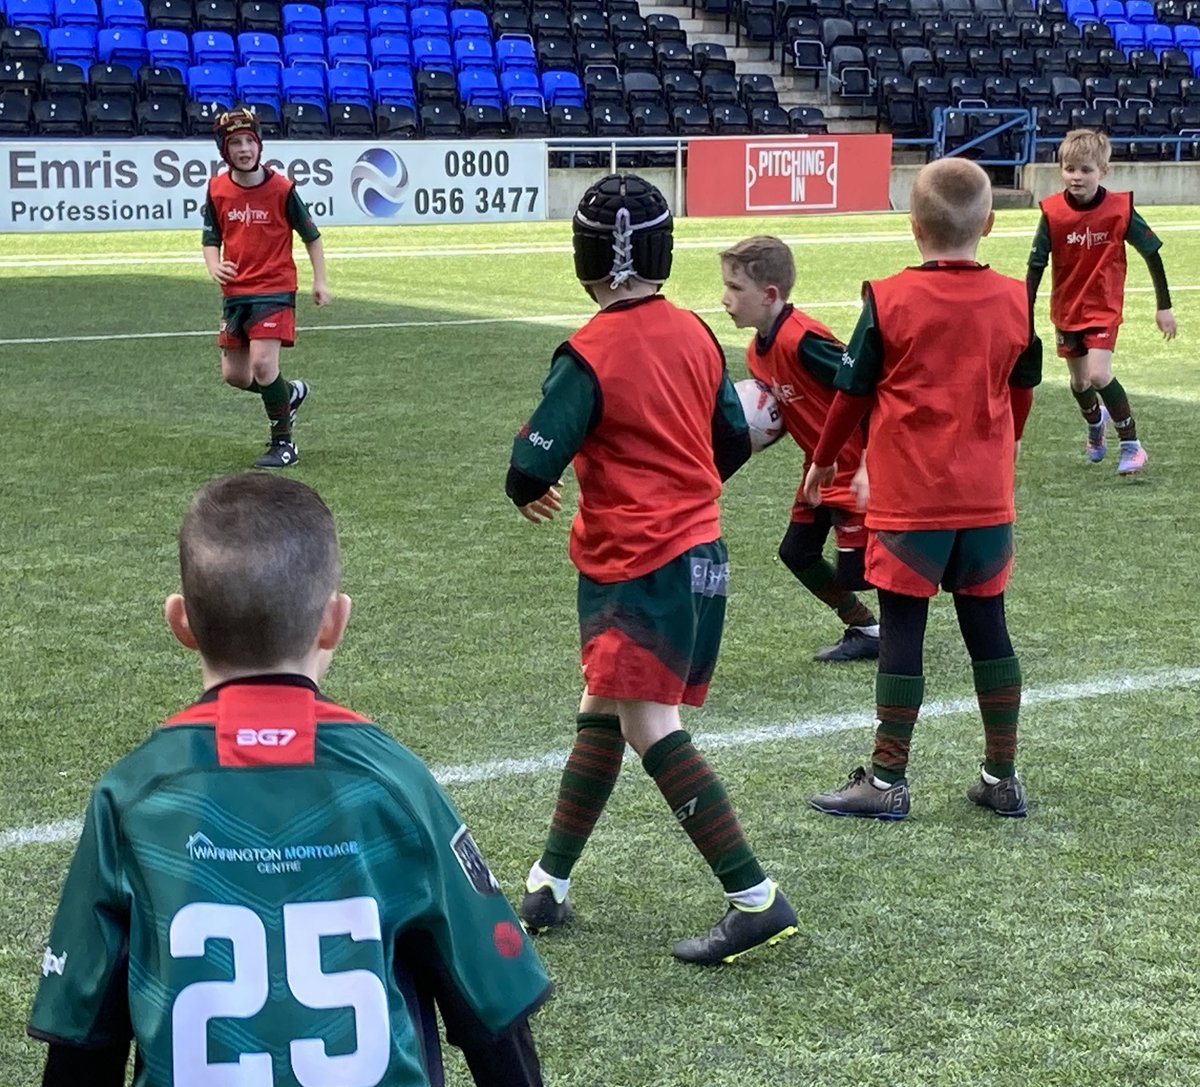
[2,222,1197,269]
[1,286,1193,347]
[2,667,1196,853]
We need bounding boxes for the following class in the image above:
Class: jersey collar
[754,303,794,355]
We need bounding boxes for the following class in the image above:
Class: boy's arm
[304,236,331,307]
[712,370,752,480]
[1025,213,1051,318]
[1127,210,1176,338]
[28,787,133,1082]
[201,193,236,286]
[284,186,329,306]
[506,350,597,519]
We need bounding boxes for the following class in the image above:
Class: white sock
[980,768,1001,786]
[726,877,773,910]
[852,623,881,638]
[527,861,570,903]
[871,775,894,790]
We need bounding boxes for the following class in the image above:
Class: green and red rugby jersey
[509,294,748,583]
[1030,188,1163,331]
[746,303,863,514]
[202,168,320,298]
[28,676,550,1087]
[816,262,1041,531]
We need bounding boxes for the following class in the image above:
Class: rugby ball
[735,378,785,452]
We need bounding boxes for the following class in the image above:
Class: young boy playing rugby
[1027,128,1177,475]
[203,108,330,468]
[803,158,1042,820]
[29,473,550,1086]
[506,174,796,965]
[720,235,879,663]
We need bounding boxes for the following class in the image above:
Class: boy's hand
[313,283,331,307]
[802,463,836,507]
[211,260,238,285]
[519,485,562,524]
[850,463,869,512]
[1156,310,1177,340]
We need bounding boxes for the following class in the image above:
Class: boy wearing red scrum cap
[203,108,330,469]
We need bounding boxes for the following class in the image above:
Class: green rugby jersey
[28,676,550,1087]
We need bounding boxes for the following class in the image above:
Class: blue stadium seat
[186,60,233,102]
[448,6,488,39]
[325,2,366,35]
[147,27,189,70]
[409,4,448,36]
[54,0,100,27]
[327,31,369,66]
[1113,22,1143,46]
[371,63,414,104]
[500,65,540,104]
[100,0,145,27]
[327,62,369,102]
[457,65,500,105]
[1123,0,1153,18]
[1095,0,1125,19]
[496,33,536,71]
[541,68,584,106]
[235,60,280,105]
[98,25,147,64]
[47,25,97,62]
[1143,22,1172,51]
[366,3,405,35]
[282,62,324,102]
[369,30,410,66]
[282,30,325,66]
[452,35,492,68]
[1174,24,1200,48]
[192,29,234,65]
[7,0,54,31]
[412,32,451,69]
[238,30,282,66]
[281,1,321,35]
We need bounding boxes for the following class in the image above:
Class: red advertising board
[685,134,893,216]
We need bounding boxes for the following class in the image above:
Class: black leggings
[878,589,1014,675]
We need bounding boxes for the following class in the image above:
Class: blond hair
[909,158,993,251]
[1058,128,1111,169]
[720,235,796,298]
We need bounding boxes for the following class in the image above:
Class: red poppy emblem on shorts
[494,921,524,959]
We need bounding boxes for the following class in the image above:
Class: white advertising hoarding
[0,138,548,232]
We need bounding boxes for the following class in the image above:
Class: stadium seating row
[0,89,829,136]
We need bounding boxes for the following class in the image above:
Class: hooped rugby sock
[642,730,765,894]
[871,673,925,785]
[1097,378,1136,441]
[795,559,876,628]
[261,374,292,439]
[1072,385,1103,426]
[973,656,1022,780]
[540,713,624,880]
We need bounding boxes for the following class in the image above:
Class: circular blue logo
[350,147,409,217]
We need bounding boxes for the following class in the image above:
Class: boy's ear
[764,284,780,304]
[165,594,199,651]
[981,210,996,237]
[909,211,922,242]
[318,592,352,651]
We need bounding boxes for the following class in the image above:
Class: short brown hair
[720,235,796,298]
[1058,128,1111,169]
[178,474,341,670]
[909,158,993,251]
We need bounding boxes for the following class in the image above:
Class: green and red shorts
[219,296,296,349]
[577,540,728,707]
[866,524,1013,598]
[1054,325,1118,358]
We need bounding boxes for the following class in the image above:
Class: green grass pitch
[1,207,1198,1086]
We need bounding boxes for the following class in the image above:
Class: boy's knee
[778,525,822,573]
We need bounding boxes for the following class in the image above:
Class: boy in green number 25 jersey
[28,473,551,1087]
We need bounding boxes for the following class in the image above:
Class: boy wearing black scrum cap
[505,174,797,965]
[202,107,330,468]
